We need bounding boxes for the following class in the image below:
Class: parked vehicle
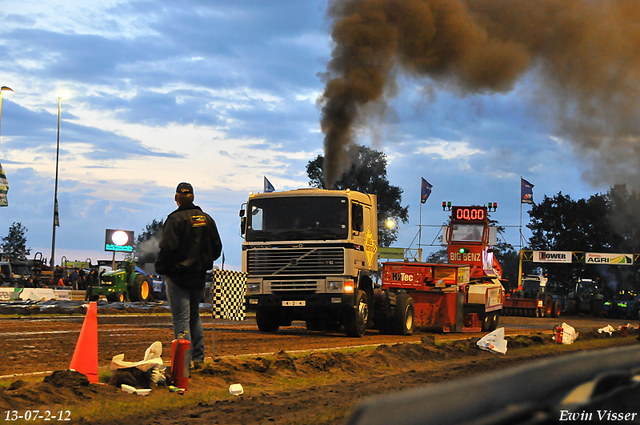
[566,277,604,316]
[88,258,152,302]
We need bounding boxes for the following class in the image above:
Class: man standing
[155,182,223,368]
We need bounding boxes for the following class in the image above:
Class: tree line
[527,184,640,295]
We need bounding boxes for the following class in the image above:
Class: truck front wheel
[256,309,280,333]
[395,293,415,335]
[344,290,368,337]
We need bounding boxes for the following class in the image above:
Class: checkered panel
[212,270,247,321]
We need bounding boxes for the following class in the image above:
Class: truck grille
[269,281,318,292]
[247,247,344,276]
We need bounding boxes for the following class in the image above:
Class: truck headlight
[328,281,343,292]
[247,283,261,294]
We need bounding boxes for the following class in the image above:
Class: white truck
[240,188,379,337]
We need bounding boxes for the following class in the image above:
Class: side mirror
[240,217,246,236]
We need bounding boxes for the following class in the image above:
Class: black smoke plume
[320,0,640,188]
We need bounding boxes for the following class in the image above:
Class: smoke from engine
[135,234,161,260]
[319,0,640,188]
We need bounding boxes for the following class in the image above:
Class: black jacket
[155,204,222,288]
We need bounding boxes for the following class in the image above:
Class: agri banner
[533,251,572,263]
[585,253,634,265]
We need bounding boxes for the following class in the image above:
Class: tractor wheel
[394,293,415,335]
[107,292,124,303]
[344,290,368,337]
[131,275,151,302]
[256,308,279,333]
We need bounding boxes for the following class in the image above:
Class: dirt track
[0,309,634,378]
[0,308,638,424]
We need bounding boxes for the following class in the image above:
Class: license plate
[282,300,305,307]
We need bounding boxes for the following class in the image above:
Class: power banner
[585,253,633,265]
[533,251,572,263]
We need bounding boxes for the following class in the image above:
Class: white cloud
[416,139,484,160]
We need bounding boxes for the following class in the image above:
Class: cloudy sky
[0,0,618,269]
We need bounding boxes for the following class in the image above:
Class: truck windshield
[450,224,484,242]
[12,265,30,276]
[522,279,541,293]
[246,196,349,242]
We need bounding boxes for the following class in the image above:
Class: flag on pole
[421,178,432,204]
[0,162,8,207]
[521,178,534,204]
[264,176,275,193]
[54,198,60,226]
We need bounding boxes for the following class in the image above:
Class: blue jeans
[166,277,205,363]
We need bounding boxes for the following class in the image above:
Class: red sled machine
[373,205,504,334]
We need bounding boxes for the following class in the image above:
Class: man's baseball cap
[176,182,194,194]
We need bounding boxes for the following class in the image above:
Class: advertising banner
[533,251,572,263]
[585,253,633,265]
[379,247,405,260]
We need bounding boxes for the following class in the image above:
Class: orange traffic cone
[69,301,98,383]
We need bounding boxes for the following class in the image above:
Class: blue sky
[0,0,609,269]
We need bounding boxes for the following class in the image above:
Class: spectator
[155,182,222,369]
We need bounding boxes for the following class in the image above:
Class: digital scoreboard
[451,206,487,222]
[104,229,135,252]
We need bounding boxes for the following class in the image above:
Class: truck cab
[241,188,378,337]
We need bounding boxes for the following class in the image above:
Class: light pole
[51,92,67,267]
[0,86,14,207]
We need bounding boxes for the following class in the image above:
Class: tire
[256,308,280,333]
[131,275,151,302]
[107,291,124,303]
[394,293,415,335]
[488,311,500,331]
[481,312,491,331]
[344,290,368,337]
[545,296,554,317]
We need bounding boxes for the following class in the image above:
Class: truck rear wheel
[256,309,280,333]
[545,299,554,317]
[344,290,368,337]
[394,293,414,335]
[131,275,151,302]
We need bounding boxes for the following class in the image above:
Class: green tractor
[89,259,152,302]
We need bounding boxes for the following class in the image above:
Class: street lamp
[51,91,68,267]
[0,86,14,208]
